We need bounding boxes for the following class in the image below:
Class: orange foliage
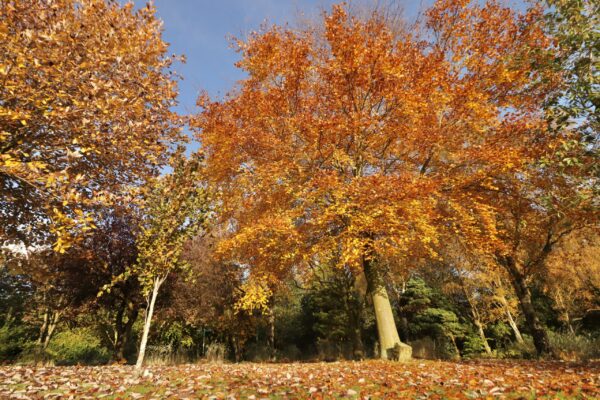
[194,1,560,290]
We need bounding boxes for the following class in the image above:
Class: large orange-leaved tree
[194,0,558,360]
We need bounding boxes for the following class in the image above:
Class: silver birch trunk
[135,274,167,371]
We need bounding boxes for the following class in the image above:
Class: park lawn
[0,359,598,399]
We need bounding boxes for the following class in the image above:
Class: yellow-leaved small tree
[106,151,209,371]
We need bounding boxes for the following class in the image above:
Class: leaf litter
[0,360,598,399]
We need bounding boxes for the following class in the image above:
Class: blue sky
[133,0,433,115]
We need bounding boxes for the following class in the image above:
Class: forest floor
[0,359,598,399]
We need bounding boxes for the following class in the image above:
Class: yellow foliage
[1,0,185,250]
[235,278,273,314]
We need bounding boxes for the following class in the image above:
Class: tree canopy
[194,0,559,314]
[0,0,184,251]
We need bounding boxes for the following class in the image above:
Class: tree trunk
[36,308,60,351]
[4,307,14,328]
[363,257,411,361]
[231,336,241,362]
[501,256,552,356]
[498,293,524,343]
[114,302,139,362]
[398,315,409,342]
[36,309,49,347]
[268,307,276,361]
[351,326,364,360]
[564,312,575,335]
[349,293,365,360]
[475,320,492,354]
[135,275,166,371]
[396,279,410,342]
[506,307,524,343]
[111,301,125,361]
[461,284,492,354]
[448,332,461,359]
[555,290,575,334]
[345,277,364,360]
[43,310,60,350]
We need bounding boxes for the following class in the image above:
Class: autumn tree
[85,204,143,362]
[111,152,209,371]
[424,240,524,352]
[544,229,600,333]
[0,0,184,252]
[485,0,599,355]
[195,0,558,360]
[163,233,261,362]
[2,244,101,358]
[545,0,598,140]
[489,164,597,355]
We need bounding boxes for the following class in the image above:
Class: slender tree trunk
[498,293,524,343]
[111,300,125,362]
[4,307,14,328]
[231,334,246,362]
[363,257,411,361]
[397,278,409,342]
[564,312,575,335]
[351,326,364,360]
[112,299,125,361]
[135,275,166,371]
[36,309,60,350]
[506,307,524,343]
[36,309,48,347]
[268,307,275,361]
[475,320,492,354]
[461,284,492,354]
[501,256,552,356]
[231,336,240,362]
[43,310,60,350]
[555,291,575,334]
[448,332,461,359]
[114,303,139,362]
[399,316,409,343]
[347,276,365,360]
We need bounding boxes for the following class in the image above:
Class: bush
[486,322,513,349]
[45,328,109,365]
[205,342,227,362]
[461,333,488,359]
[244,342,272,362]
[502,336,537,359]
[277,344,301,361]
[549,331,600,361]
[0,324,27,362]
[409,337,436,359]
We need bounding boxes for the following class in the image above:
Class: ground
[0,360,598,399]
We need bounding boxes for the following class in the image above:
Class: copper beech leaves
[193,1,561,304]
[0,0,185,250]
